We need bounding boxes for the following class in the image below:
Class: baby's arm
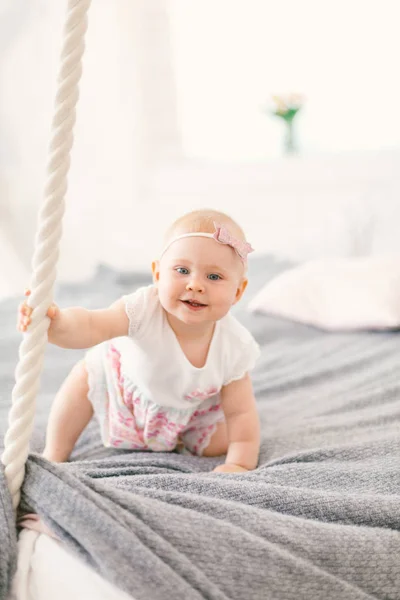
[19,294,129,349]
[48,299,129,348]
[217,374,260,471]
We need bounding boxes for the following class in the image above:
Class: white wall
[169,0,400,159]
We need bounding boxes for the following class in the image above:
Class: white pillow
[248,256,400,331]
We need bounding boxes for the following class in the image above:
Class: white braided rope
[1,0,92,510]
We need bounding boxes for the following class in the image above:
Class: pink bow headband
[160,222,254,262]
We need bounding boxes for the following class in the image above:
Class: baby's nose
[186,279,205,293]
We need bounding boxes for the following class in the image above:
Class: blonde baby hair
[164,209,247,246]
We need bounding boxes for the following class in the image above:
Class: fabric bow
[212,223,254,261]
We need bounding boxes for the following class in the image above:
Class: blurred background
[0,0,399,299]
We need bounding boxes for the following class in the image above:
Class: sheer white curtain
[0,0,181,299]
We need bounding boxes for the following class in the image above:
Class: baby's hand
[17,290,60,332]
[213,463,249,474]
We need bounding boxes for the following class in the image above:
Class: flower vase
[284,118,297,155]
[268,94,304,157]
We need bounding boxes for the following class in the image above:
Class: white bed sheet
[10,531,135,600]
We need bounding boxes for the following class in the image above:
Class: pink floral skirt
[85,342,225,456]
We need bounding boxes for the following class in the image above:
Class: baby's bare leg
[202,421,229,457]
[43,360,93,462]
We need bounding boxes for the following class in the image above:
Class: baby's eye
[208,273,222,281]
[176,267,190,275]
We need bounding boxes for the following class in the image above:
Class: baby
[18,209,260,473]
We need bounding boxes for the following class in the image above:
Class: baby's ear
[234,278,248,304]
[151,261,160,283]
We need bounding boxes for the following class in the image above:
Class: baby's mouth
[181,299,207,308]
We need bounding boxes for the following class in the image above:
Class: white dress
[85,285,260,455]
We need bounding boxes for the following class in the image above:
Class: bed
[1,253,399,600]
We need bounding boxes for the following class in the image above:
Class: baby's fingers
[18,289,32,330]
[17,301,33,332]
[47,304,59,319]
[18,301,32,317]
[18,292,59,332]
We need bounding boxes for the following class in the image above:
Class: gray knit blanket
[1,257,400,600]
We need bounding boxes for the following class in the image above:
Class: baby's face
[153,236,247,326]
